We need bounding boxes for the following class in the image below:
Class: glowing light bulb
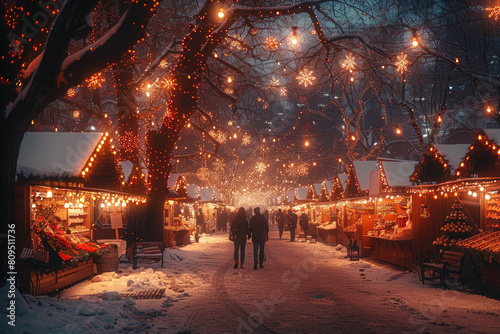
[411,38,418,47]
[218,8,224,19]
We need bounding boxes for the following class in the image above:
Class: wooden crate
[29,259,93,296]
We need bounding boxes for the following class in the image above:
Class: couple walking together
[230,207,269,270]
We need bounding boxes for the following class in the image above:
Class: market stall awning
[353,161,378,191]
[434,144,470,173]
[381,160,418,188]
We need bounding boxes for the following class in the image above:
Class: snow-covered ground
[2,230,500,333]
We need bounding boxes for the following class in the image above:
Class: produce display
[433,200,475,248]
[485,197,500,230]
[456,230,500,263]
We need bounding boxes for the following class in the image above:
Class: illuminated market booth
[14,132,146,295]
[362,159,416,268]
[163,173,196,248]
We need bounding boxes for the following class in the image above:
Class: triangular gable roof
[338,174,348,190]
[434,144,470,173]
[325,179,334,193]
[381,160,418,187]
[167,173,180,189]
[187,185,198,198]
[353,161,378,191]
[200,187,213,201]
[119,160,134,181]
[297,187,308,200]
[17,132,103,178]
[484,129,500,144]
[313,183,322,196]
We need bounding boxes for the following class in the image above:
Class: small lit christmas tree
[433,199,474,249]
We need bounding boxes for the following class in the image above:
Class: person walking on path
[287,209,298,242]
[249,207,269,270]
[229,207,250,269]
[299,211,309,241]
[218,208,228,232]
[195,208,205,242]
[275,209,286,239]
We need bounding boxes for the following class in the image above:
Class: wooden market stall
[362,160,416,267]
[163,173,197,248]
[14,132,138,295]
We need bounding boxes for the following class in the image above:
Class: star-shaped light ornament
[242,134,251,146]
[486,5,500,21]
[341,53,356,72]
[395,52,409,75]
[296,69,316,87]
[256,162,267,173]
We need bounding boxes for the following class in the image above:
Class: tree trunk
[0,120,27,283]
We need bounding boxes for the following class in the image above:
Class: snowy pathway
[7,225,500,333]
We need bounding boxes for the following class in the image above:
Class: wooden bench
[132,242,164,269]
[420,250,466,286]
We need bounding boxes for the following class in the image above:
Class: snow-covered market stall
[14,132,146,295]
[163,173,196,248]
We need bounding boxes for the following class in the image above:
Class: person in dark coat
[229,207,250,269]
[263,209,270,224]
[299,211,309,241]
[218,207,228,232]
[249,207,269,269]
[287,209,298,242]
[275,209,286,239]
[195,208,205,235]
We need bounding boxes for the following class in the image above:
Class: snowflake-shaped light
[213,160,226,171]
[86,72,105,89]
[224,87,234,95]
[162,78,175,90]
[486,5,500,21]
[265,37,280,51]
[242,134,251,146]
[159,58,169,69]
[395,52,409,75]
[341,53,356,72]
[269,78,280,87]
[72,110,80,119]
[279,87,287,96]
[66,87,76,98]
[296,69,316,87]
[209,130,227,144]
[256,162,267,173]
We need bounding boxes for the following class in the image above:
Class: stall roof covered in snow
[484,129,500,144]
[338,174,348,190]
[434,144,470,173]
[381,160,418,188]
[167,173,180,189]
[297,187,308,200]
[17,132,103,178]
[353,161,378,191]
